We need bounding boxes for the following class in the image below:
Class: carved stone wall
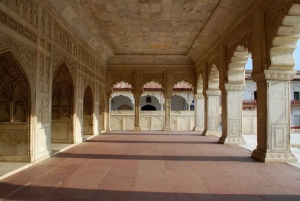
[0,51,30,162]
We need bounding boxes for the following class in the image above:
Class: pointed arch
[0,51,31,162]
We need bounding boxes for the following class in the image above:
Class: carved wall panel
[0,32,36,88]
[111,71,134,87]
[142,73,164,87]
[0,10,37,44]
[52,63,74,120]
[84,86,93,116]
[0,51,29,123]
[225,29,252,72]
[52,47,77,81]
[172,72,195,88]
[265,0,294,66]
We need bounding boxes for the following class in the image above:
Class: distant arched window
[146,96,151,103]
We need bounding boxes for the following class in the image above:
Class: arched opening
[0,51,30,162]
[111,95,134,110]
[140,95,161,111]
[171,95,188,111]
[141,105,156,111]
[52,63,74,143]
[83,86,93,135]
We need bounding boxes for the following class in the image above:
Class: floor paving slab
[0,131,300,201]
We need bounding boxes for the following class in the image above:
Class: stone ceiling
[46,0,256,65]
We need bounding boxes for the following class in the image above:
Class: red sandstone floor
[1,131,300,201]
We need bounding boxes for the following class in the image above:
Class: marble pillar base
[193,126,204,132]
[133,126,141,131]
[105,127,111,132]
[218,136,246,145]
[164,126,172,131]
[251,149,297,163]
[203,130,220,136]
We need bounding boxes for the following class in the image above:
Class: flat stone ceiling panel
[82,0,220,55]
[46,0,256,64]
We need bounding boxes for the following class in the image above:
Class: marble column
[133,94,141,131]
[164,96,172,131]
[219,84,245,144]
[105,96,111,131]
[193,94,205,133]
[251,70,297,162]
[204,90,221,136]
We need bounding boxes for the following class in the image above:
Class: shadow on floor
[0,183,299,201]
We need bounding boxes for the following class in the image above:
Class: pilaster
[219,84,246,144]
[133,93,141,131]
[105,94,111,131]
[193,94,205,133]
[164,95,172,131]
[204,90,221,136]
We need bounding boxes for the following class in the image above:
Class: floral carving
[0,32,36,86]
[0,51,29,122]
[111,71,133,87]
[172,72,195,88]
[142,73,164,87]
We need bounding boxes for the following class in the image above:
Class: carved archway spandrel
[111,71,134,87]
[172,72,195,88]
[142,73,164,87]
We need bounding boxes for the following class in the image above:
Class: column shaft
[133,95,141,131]
[252,78,296,162]
[193,94,205,133]
[164,97,171,131]
[219,84,245,144]
[205,90,221,136]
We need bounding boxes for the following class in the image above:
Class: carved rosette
[111,71,133,87]
[219,137,246,145]
[172,72,195,88]
[142,73,164,87]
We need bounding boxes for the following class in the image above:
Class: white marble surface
[241,134,300,168]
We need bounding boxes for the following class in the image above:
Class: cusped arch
[143,81,163,90]
[208,64,219,90]
[173,81,193,89]
[111,93,134,105]
[141,92,165,104]
[227,46,251,84]
[270,3,300,70]
[112,81,133,91]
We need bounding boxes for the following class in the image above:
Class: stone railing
[110,110,194,131]
[242,110,257,134]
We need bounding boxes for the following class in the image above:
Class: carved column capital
[206,90,221,96]
[224,84,245,91]
[194,94,204,99]
[252,70,295,82]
